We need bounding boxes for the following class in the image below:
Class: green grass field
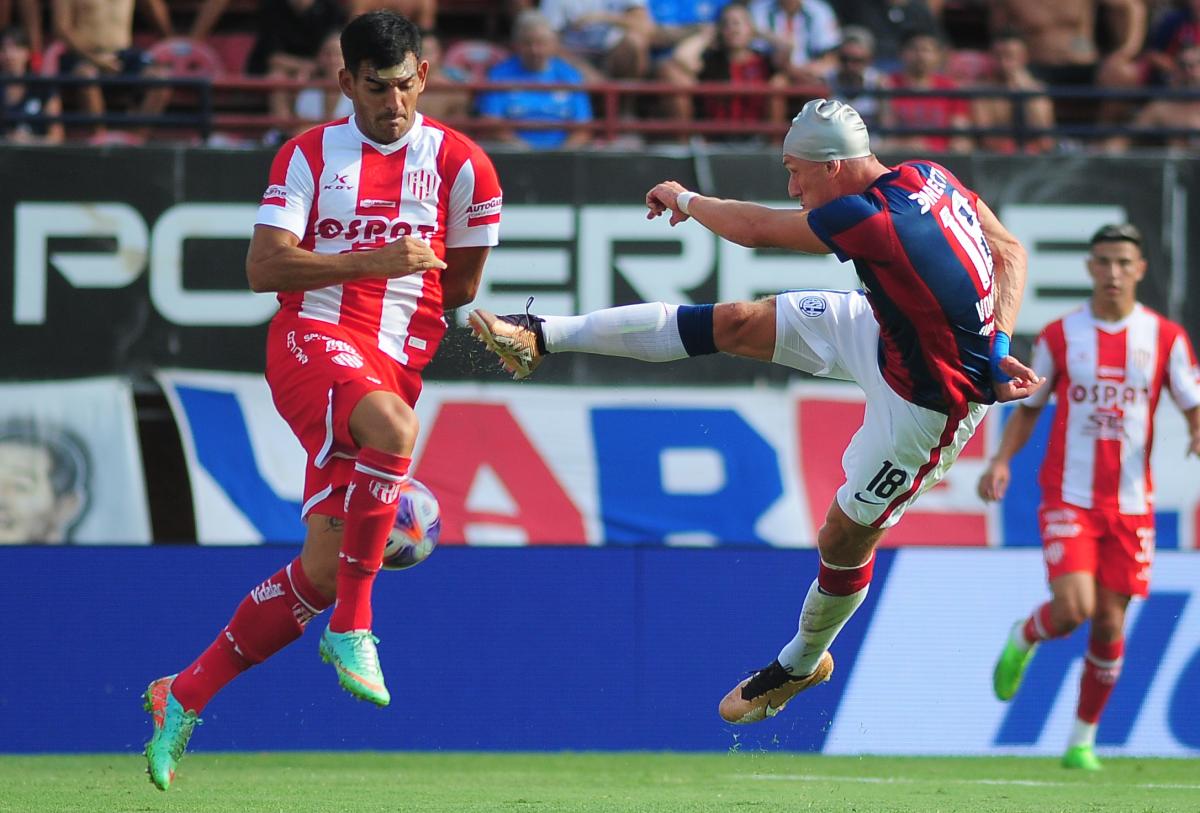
[2,753,1197,813]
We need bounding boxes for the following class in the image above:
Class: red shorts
[265,311,422,520]
[1039,500,1155,597]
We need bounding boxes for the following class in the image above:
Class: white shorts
[773,290,989,529]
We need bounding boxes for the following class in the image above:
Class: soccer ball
[381,478,441,570]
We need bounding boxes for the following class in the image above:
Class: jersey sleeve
[445,141,502,249]
[1022,331,1057,409]
[1165,327,1200,411]
[255,139,315,240]
[806,193,888,263]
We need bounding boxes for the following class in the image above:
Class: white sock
[1010,620,1034,653]
[540,303,687,362]
[1068,718,1098,749]
[776,578,870,677]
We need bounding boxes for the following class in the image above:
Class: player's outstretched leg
[322,447,410,706]
[721,551,873,724]
[1062,635,1123,771]
[469,300,720,379]
[143,675,200,791]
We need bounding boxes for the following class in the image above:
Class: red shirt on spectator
[886,73,969,152]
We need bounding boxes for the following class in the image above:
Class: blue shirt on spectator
[477,55,593,149]
[650,0,729,26]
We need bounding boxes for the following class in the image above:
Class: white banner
[0,378,150,543]
[157,370,1200,549]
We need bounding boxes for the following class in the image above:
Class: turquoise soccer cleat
[319,628,391,706]
[1062,744,1103,771]
[993,623,1037,702]
[143,675,200,791]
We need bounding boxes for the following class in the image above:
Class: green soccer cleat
[993,623,1037,702]
[319,627,391,706]
[143,675,200,791]
[1062,744,1103,771]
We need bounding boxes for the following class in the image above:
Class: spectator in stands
[418,29,471,121]
[539,0,656,81]
[881,30,972,152]
[293,30,351,128]
[476,10,593,149]
[990,1,1145,114]
[823,25,884,128]
[0,0,41,67]
[972,29,1056,153]
[748,0,841,84]
[1111,44,1200,151]
[1146,0,1200,85]
[830,0,937,72]
[52,0,175,142]
[647,0,730,69]
[348,0,436,30]
[193,0,347,140]
[680,1,782,140]
[1,26,63,143]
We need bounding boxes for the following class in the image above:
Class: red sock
[171,557,331,713]
[1077,637,1124,724]
[1021,601,1062,645]
[817,554,874,596]
[328,447,410,633]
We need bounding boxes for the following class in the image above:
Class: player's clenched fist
[976,459,1011,503]
[371,235,448,277]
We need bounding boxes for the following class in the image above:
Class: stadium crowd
[1,0,1198,149]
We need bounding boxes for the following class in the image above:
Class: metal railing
[3,72,1200,148]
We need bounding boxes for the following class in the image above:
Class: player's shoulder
[274,117,348,158]
[1135,303,1188,337]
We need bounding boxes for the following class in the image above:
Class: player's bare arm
[977,403,1044,502]
[1185,405,1200,457]
[246,224,447,293]
[644,180,832,254]
[978,199,1043,402]
[441,247,491,310]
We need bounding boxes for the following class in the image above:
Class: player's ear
[338,67,355,98]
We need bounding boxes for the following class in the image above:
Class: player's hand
[375,236,447,277]
[992,356,1043,403]
[645,181,691,226]
[977,459,1011,502]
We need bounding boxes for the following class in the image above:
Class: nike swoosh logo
[853,491,884,505]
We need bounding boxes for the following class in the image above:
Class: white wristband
[676,191,698,215]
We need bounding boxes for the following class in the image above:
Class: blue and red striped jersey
[807,160,997,414]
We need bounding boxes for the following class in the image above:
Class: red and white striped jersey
[1025,303,1200,513]
[256,113,502,371]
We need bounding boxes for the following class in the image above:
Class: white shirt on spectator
[540,0,649,54]
[749,0,840,68]
[294,88,353,122]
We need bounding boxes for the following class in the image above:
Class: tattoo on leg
[327,516,344,531]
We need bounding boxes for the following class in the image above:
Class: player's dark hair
[341,10,422,75]
[1090,223,1142,248]
[0,417,89,500]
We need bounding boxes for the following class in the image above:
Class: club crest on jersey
[369,479,401,504]
[407,168,439,199]
[798,295,827,317]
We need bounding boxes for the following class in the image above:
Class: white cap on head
[783,99,871,162]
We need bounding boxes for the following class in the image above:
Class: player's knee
[350,394,418,455]
[713,299,774,359]
[1055,597,1093,632]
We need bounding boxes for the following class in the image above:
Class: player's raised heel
[319,627,391,706]
[993,621,1037,702]
[1062,744,1103,771]
[467,304,546,380]
[143,674,201,791]
[718,652,834,724]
